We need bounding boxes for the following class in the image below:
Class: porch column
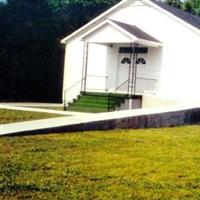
[128,43,134,96]
[128,42,138,110]
[133,43,139,96]
[128,42,138,96]
[81,42,89,93]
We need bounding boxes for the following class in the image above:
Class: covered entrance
[64,19,162,111]
[80,19,162,96]
[117,45,149,95]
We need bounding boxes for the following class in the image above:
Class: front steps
[65,92,128,113]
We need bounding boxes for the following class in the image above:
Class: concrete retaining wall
[6,107,199,137]
[59,108,200,132]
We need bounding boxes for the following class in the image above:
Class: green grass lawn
[0,125,200,199]
[0,109,64,124]
[29,106,64,111]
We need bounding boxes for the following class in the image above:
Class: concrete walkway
[0,102,63,107]
[1,103,199,136]
[0,104,93,116]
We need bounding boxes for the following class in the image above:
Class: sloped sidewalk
[0,104,93,116]
[1,103,200,137]
[0,115,91,136]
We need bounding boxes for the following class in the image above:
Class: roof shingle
[111,20,161,43]
[151,0,200,30]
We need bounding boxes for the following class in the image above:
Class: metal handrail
[136,76,157,82]
[65,79,83,93]
[107,79,129,112]
[86,88,108,92]
[107,93,128,112]
[115,79,129,93]
[87,75,109,79]
[63,76,109,110]
[63,79,83,110]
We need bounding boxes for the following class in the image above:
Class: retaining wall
[5,107,199,136]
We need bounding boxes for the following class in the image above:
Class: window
[121,57,131,64]
[119,47,133,54]
[135,47,148,54]
[119,47,148,54]
[136,57,146,65]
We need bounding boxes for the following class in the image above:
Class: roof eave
[146,0,200,35]
[80,19,137,43]
[61,0,200,44]
[137,39,162,47]
[60,0,129,44]
[79,19,161,46]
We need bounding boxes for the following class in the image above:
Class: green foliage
[0,0,120,102]
[46,0,120,34]
[165,0,200,16]
[182,0,200,15]
[0,109,64,124]
[0,0,64,102]
[0,126,200,199]
[0,0,199,102]
[166,0,182,8]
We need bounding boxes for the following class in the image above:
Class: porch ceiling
[80,19,162,47]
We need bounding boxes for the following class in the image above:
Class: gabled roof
[151,0,200,30]
[81,19,161,46]
[111,20,161,43]
[61,0,200,44]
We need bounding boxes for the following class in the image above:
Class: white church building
[61,0,200,111]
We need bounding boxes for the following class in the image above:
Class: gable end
[151,0,200,30]
[61,0,200,44]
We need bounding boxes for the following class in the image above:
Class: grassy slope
[0,109,64,124]
[0,126,200,199]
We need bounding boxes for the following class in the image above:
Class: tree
[165,0,182,8]
[0,0,120,102]
[165,0,200,16]
[182,0,200,15]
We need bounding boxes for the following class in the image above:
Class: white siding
[109,1,200,102]
[62,41,84,103]
[63,0,200,104]
[82,23,132,43]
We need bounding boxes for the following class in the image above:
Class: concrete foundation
[2,105,199,137]
[142,95,180,108]
[57,108,200,132]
